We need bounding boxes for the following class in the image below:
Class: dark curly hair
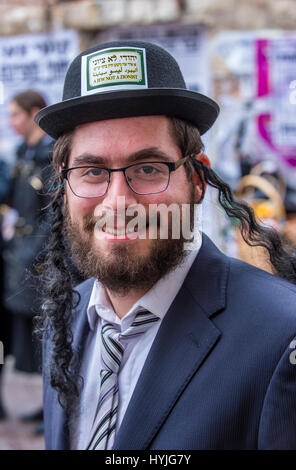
[35,117,296,412]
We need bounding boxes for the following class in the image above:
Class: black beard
[64,199,195,296]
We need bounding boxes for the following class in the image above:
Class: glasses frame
[60,156,190,198]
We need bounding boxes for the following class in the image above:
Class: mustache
[82,210,175,234]
[82,212,150,232]
[80,201,196,236]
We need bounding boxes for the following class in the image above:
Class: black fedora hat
[35,40,219,139]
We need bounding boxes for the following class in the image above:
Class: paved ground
[0,356,45,450]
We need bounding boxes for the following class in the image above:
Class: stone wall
[0,0,296,38]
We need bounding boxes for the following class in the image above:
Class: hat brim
[35,88,219,140]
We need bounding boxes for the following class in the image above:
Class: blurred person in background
[1,90,53,431]
[0,154,11,420]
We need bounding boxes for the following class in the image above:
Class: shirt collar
[87,233,202,332]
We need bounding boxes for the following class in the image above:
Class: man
[35,40,296,450]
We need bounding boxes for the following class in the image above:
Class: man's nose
[101,170,138,209]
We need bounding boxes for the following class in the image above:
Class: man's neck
[107,287,150,319]
[26,127,45,147]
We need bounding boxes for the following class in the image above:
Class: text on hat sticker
[81,47,148,96]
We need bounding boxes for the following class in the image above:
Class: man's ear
[191,153,211,201]
[196,152,211,168]
[30,107,42,119]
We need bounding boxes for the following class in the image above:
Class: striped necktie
[87,310,160,450]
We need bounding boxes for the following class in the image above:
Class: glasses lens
[126,162,169,194]
[68,167,109,198]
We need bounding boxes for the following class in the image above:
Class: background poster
[0,29,79,162]
[255,36,296,185]
[211,31,296,186]
[210,30,259,187]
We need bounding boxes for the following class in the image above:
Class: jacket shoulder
[229,255,296,294]
[228,256,296,321]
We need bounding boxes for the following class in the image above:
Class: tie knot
[100,310,159,374]
[121,310,160,339]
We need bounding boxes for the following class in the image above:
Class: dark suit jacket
[43,234,296,449]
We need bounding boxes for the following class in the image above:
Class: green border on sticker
[86,48,146,91]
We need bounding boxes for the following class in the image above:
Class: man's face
[8,100,35,139]
[65,115,198,293]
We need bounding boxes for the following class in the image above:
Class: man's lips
[92,221,155,241]
[102,225,140,236]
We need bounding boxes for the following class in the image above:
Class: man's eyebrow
[71,153,105,166]
[126,148,173,163]
[71,148,173,167]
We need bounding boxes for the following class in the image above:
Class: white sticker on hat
[81,47,148,96]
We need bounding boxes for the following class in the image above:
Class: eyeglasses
[60,156,189,198]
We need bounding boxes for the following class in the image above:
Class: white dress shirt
[72,240,201,450]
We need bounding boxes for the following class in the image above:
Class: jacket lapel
[113,234,229,450]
